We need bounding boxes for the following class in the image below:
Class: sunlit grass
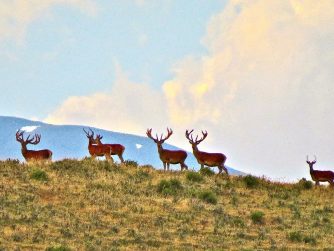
[0,159,334,249]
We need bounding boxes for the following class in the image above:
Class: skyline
[1,0,334,181]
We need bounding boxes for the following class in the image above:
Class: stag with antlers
[83,128,113,161]
[306,155,334,186]
[185,130,228,175]
[95,134,125,163]
[147,128,188,171]
[15,130,52,162]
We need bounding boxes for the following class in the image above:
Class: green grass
[198,190,218,204]
[250,211,265,224]
[0,159,334,249]
[30,168,48,182]
[186,171,203,182]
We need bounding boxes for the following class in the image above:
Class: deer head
[83,128,97,144]
[146,128,173,149]
[185,129,208,150]
[306,155,317,169]
[95,134,103,144]
[16,130,41,150]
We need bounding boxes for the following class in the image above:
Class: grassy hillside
[1,159,334,250]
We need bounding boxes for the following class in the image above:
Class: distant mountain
[0,116,245,175]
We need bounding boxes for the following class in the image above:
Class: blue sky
[1,0,334,181]
[0,0,225,119]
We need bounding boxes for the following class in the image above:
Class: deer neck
[308,164,314,174]
[21,144,28,155]
[157,144,165,156]
[192,145,200,157]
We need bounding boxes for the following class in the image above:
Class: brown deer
[185,130,228,175]
[146,128,188,171]
[306,155,334,186]
[83,128,112,161]
[95,134,125,163]
[15,130,52,162]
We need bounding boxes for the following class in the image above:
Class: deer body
[95,134,125,163]
[147,128,188,171]
[84,129,112,161]
[186,130,228,175]
[16,131,52,162]
[307,156,334,186]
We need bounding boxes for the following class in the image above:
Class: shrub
[46,245,72,251]
[288,231,303,242]
[186,171,203,182]
[251,211,265,224]
[243,175,259,188]
[297,178,313,190]
[200,167,215,176]
[124,160,139,167]
[157,178,183,196]
[303,235,317,245]
[198,190,218,204]
[30,168,48,182]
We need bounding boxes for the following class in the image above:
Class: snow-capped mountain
[0,116,244,175]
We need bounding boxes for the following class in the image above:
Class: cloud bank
[0,0,98,44]
[46,0,334,180]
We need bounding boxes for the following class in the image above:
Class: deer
[15,130,52,162]
[146,128,188,171]
[185,130,228,175]
[83,128,112,161]
[95,133,125,163]
[306,155,334,186]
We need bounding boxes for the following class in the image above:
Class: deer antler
[147,128,173,143]
[16,130,24,143]
[185,129,195,143]
[83,128,94,138]
[186,130,208,145]
[27,134,41,145]
[96,134,103,140]
[16,130,41,145]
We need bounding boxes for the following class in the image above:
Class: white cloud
[45,65,168,136]
[0,0,98,44]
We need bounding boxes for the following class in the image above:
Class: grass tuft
[199,167,215,176]
[157,178,183,196]
[250,211,265,224]
[186,171,203,182]
[45,245,72,251]
[198,190,218,204]
[30,168,48,182]
[243,175,260,188]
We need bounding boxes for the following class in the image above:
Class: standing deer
[15,130,52,162]
[83,128,112,161]
[306,155,334,186]
[185,130,228,175]
[146,128,188,171]
[95,134,125,163]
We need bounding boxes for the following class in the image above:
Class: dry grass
[1,159,334,250]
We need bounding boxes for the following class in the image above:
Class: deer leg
[163,162,166,171]
[220,164,229,175]
[315,181,320,186]
[329,180,334,187]
[118,154,124,163]
[180,162,188,171]
[167,163,170,171]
